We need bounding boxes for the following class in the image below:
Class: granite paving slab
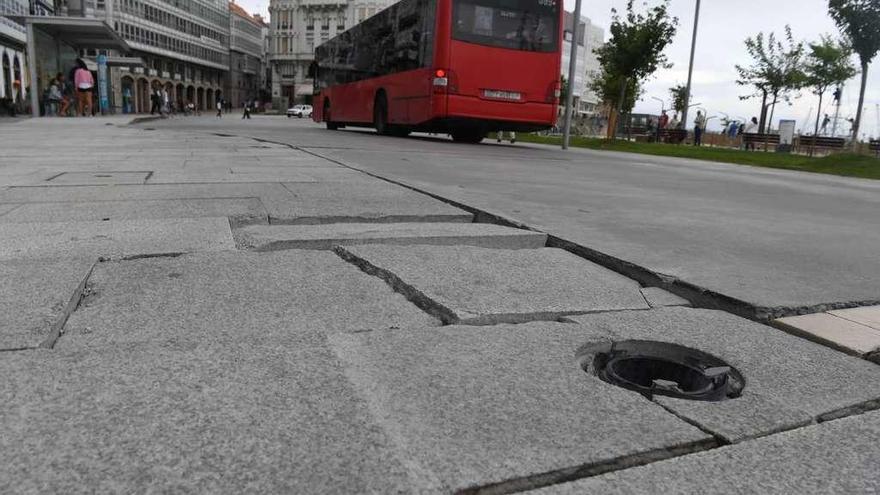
[236,222,546,250]
[0,203,21,217]
[531,410,880,494]
[774,312,880,362]
[0,218,234,260]
[330,322,713,494]
[0,199,268,226]
[335,245,649,324]
[59,250,439,351]
[0,258,94,350]
[0,341,414,494]
[829,305,880,330]
[267,181,473,224]
[570,307,880,442]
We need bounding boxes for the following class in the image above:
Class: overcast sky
[238,0,879,137]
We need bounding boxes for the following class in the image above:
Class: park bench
[869,140,880,156]
[742,133,780,150]
[797,135,846,152]
[657,128,688,144]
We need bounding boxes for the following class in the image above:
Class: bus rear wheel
[450,129,486,144]
[324,100,339,130]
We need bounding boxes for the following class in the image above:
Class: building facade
[268,0,396,109]
[0,0,30,105]
[53,0,230,113]
[561,11,604,117]
[227,1,264,108]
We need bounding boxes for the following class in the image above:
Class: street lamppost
[562,0,583,150]
[680,0,701,133]
[651,96,667,113]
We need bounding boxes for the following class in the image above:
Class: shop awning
[8,15,131,51]
[82,56,144,71]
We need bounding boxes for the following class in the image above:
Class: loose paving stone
[0,341,413,494]
[531,410,880,494]
[60,250,439,351]
[236,222,547,251]
[336,245,649,324]
[330,322,713,493]
[46,171,152,185]
[829,305,880,330]
[774,312,880,361]
[267,181,473,224]
[639,287,691,308]
[570,307,880,442]
[0,258,94,350]
[0,199,267,226]
[0,218,234,260]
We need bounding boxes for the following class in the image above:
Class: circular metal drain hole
[585,340,744,402]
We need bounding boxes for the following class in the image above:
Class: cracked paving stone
[0,258,94,350]
[330,322,713,493]
[59,250,439,351]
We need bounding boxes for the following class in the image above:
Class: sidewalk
[1,117,879,493]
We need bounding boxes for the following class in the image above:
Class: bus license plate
[483,89,521,101]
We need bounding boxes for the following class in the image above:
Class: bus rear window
[452,0,559,52]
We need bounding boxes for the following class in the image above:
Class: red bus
[311,0,563,143]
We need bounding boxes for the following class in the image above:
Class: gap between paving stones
[456,439,718,495]
[39,260,96,350]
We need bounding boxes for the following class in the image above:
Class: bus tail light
[433,69,458,94]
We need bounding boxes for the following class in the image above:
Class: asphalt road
[146,115,880,317]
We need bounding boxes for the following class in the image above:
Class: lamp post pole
[562,0,583,150]
[680,0,701,131]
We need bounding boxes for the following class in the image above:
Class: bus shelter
[11,16,131,117]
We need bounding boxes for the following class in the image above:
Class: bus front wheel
[324,100,339,130]
[450,130,486,144]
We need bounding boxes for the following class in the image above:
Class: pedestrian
[693,111,706,146]
[743,117,758,151]
[73,59,94,116]
[242,99,251,119]
[820,114,831,135]
[47,74,63,116]
[495,130,516,144]
[149,86,161,115]
[669,113,680,130]
[58,73,73,116]
[657,110,669,142]
[216,99,223,118]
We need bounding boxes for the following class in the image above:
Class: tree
[593,0,678,139]
[804,36,857,154]
[669,84,688,119]
[735,26,806,133]
[590,67,641,138]
[828,0,880,143]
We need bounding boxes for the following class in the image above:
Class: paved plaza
[1,115,879,493]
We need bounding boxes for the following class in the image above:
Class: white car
[287,104,313,118]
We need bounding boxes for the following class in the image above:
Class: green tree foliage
[734,26,806,133]
[804,36,857,150]
[828,0,880,142]
[592,0,678,138]
[669,84,688,116]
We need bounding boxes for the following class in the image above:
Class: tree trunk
[758,90,768,134]
[811,92,824,157]
[611,79,628,141]
[851,61,868,147]
[767,93,779,133]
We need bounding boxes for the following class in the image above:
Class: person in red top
[657,110,669,142]
[73,59,94,117]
